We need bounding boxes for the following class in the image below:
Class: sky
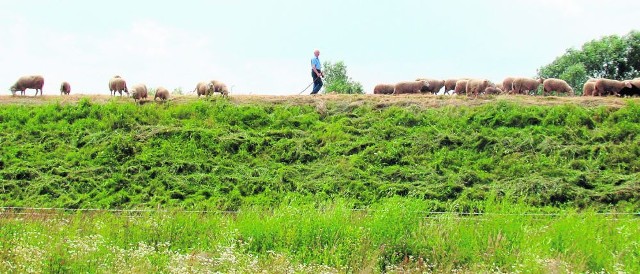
[1,0,639,96]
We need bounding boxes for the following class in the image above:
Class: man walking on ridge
[310,49,324,95]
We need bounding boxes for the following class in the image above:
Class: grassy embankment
[1,95,638,211]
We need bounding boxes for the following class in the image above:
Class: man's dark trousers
[311,70,323,94]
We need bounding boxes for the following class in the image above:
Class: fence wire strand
[1,206,638,218]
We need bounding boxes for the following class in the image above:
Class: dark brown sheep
[393,80,430,95]
[619,83,640,97]
[619,79,640,97]
[10,75,44,96]
[109,76,128,96]
[415,78,445,94]
[627,78,640,88]
[512,77,542,95]
[154,86,170,101]
[60,81,71,95]
[466,79,490,98]
[453,79,469,95]
[543,78,574,96]
[373,84,395,95]
[593,79,631,96]
[129,83,148,103]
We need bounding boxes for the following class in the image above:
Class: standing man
[311,49,324,94]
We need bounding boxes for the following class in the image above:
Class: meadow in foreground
[1,198,638,273]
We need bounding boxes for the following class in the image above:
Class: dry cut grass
[0,93,635,109]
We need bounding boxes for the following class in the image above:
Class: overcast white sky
[1,0,639,95]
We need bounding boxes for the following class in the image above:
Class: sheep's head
[420,80,430,89]
[129,88,139,98]
[207,82,216,94]
[9,85,18,95]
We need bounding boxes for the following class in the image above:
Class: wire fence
[1,206,638,218]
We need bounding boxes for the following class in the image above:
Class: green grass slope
[1,96,639,211]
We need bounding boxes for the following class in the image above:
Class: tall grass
[1,198,638,273]
[1,98,639,211]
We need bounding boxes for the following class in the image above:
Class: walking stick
[298,81,314,95]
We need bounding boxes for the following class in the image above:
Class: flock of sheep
[374,77,640,97]
[8,74,640,99]
[8,75,229,101]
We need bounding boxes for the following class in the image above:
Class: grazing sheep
[582,82,595,96]
[619,84,640,97]
[626,78,640,88]
[129,83,148,103]
[484,86,503,95]
[109,76,128,96]
[10,75,44,96]
[543,78,574,96]
[193,81,209,97]
[393,80,430,95]
[154,86,170,101]
[444,79,460,95]
[60,81,71,95]
[466,79,490,98]
[619,79,640,97]
[208,80,229,97]
[373,84,395,95]
[453,79,469,95]
[593,79,631,96]
[502,77,515,94]
[512,77,542,95]
[415,78,445,94]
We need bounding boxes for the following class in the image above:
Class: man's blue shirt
[311,57,321,70]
